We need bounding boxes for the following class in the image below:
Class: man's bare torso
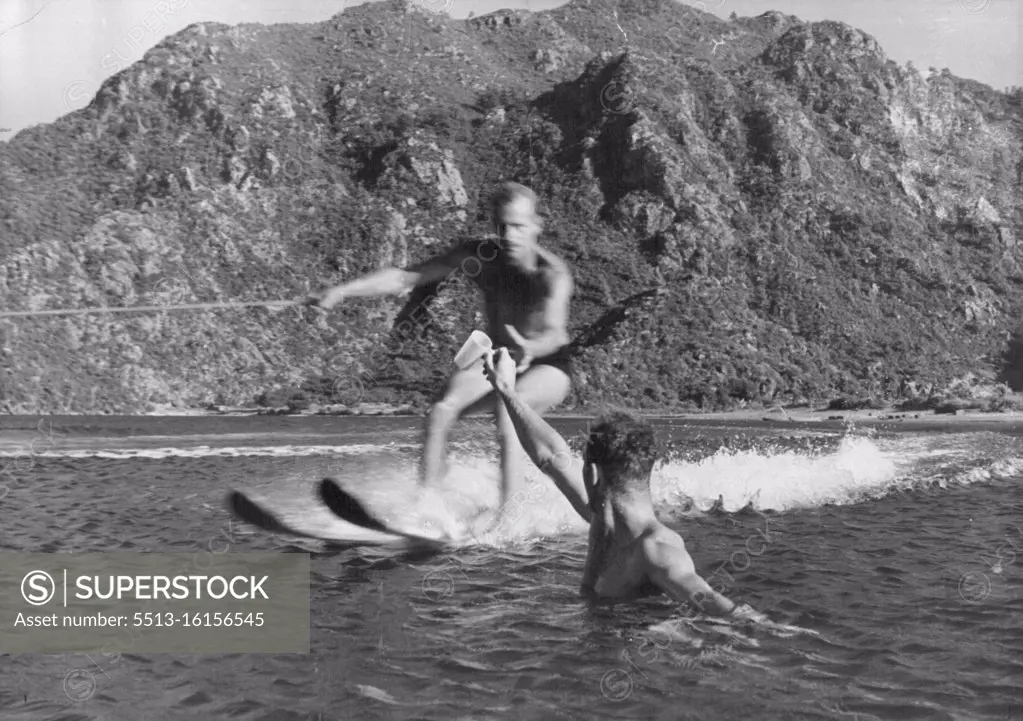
[468,242,568,349]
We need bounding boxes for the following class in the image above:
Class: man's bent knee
[429,399,458,422]
[429,393,478,424]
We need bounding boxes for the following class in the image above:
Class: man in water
[480,346,766,619]
[305,182,575,531]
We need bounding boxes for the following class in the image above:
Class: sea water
[1,414,1021,721]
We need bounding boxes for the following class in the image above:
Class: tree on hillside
[1000,327,1023,391]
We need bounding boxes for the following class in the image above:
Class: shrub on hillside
[255,386,305,408]
[827,396,884,411]
[986,394,1023,412]
[895,395,941,412]
[1000,327,1023,391]
[933,398,982,414]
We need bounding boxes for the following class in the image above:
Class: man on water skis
[305,182,575,535]
[480,346,767,621]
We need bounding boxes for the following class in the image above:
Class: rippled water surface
[1,415,1021,720]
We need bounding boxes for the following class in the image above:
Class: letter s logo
[22,570,56,606]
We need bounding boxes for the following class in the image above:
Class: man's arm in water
[644,538,769,621]
[483,349,592,522]
[504,257,573,365]
[642,538,738,617]
[305,242,473,308]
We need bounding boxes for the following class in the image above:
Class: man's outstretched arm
[643,538,737,617]
[483,349,592,522]
[305,242,470,308]
[643,538,769,621]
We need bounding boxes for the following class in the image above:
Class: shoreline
[660,406,1023,429]
[80,403,1023,426]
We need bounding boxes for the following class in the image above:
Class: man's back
[583,522,690,602]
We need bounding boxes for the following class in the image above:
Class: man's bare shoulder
[640,525,689,567]
[536,246,573,284]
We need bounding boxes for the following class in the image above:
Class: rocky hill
[1,0,1021,415]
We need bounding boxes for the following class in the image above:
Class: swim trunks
[528,346,575,379]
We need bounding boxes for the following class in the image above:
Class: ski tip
[318,477,388,533]
[227,489,283,532]
[226,489,249,516]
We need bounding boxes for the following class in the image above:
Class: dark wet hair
[583,411,658,492]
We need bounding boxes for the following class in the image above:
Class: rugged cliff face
[1,0,1021,414]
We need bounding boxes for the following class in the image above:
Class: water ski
[226,488,449,549]
[317,477,460,548]
[227,490,319,540]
